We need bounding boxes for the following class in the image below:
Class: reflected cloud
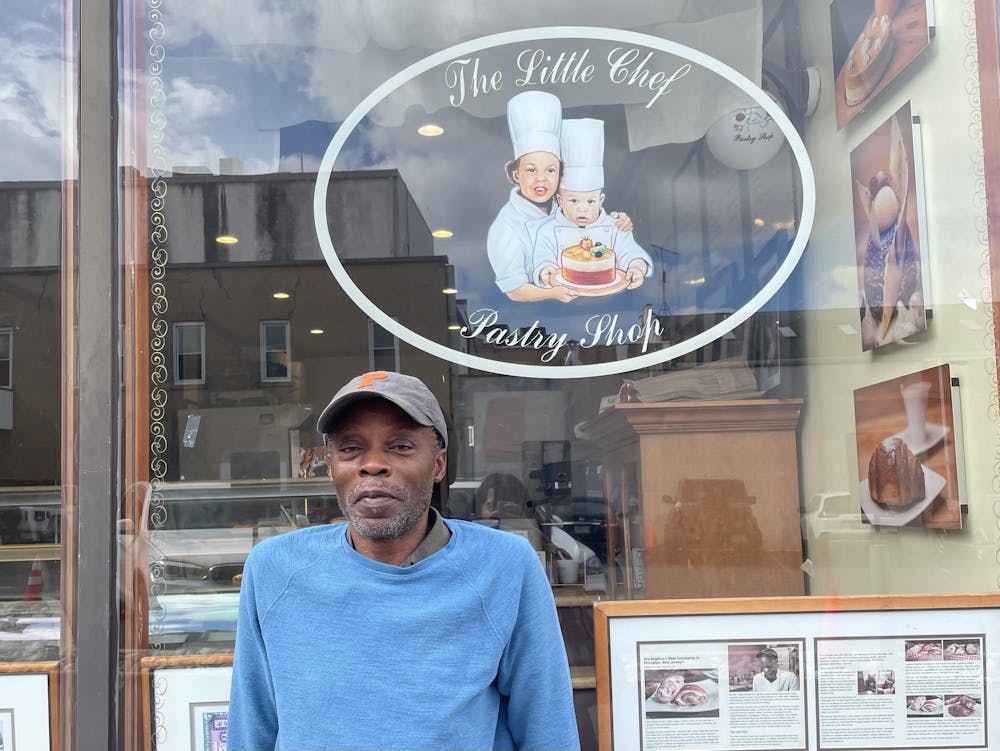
[0,4,65,180]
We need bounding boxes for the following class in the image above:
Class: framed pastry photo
[853,364,963,529]
[141,655,232,751]
[0,662,59,751]
[830,0,934,129]
[850,101,930,351]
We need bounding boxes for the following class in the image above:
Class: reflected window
[0,329,10,388]
[369,319,398,372]
[260,321,291,382]
[173,322,205,385]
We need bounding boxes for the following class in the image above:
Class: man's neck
[348,511,432,566]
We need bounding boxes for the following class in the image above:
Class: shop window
[0,328,10,388]
[260,320,291,382]
[368,319,398,372]
[172,322,205,385]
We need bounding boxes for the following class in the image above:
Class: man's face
[326,400,447,540]
[757,655,778,679]
[512,150,561,205]
[557,188,604,226]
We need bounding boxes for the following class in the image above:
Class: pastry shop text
[461,306,666,363]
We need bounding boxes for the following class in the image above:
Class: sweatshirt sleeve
[227,549,279,751]
[497,546,581,751]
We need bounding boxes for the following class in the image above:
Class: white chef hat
[507,91,562,159]
[560,118,604,192]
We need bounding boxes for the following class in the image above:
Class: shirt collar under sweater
[345,506,452,567]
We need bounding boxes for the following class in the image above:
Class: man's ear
[433,449,448,483]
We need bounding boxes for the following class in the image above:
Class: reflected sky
[0,0,67,181]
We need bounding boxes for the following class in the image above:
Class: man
[751,648,799,692]
[228,371,580,751]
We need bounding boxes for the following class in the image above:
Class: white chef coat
[752,670,799,692]
[531,209,653,285]
[487,188,553,293]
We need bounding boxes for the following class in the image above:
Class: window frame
[260,320,292,383]
[0,327,11,389]
[172,321,206,385]
[368,318,400,372]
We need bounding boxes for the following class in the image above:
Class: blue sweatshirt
[228,520,580,751]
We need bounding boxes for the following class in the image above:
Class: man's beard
[338,480,432,540]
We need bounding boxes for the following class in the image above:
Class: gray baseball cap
[317,371,448,447]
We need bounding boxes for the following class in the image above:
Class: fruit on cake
[868,436,925,506]
[844,15,894,106]
[561,237,616,286]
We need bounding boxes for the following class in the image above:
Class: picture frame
[853,364,964,529]
[141,654,232,751]
[595,594,1000,751]
[850,101,929,350]
[830,0,933,129]
[0,662,59,751]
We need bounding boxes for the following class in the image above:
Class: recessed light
[432,229,454,238]
[215,234,238,244]
[418,124,444,137]
[442,287,458,295]
[447,323,462,331]
[753,218,765,228]
[309,328,325,335]
[684,277,705,286]
[272,292,291,300]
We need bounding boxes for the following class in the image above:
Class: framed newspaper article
[595,594,1000,751]
[141,654,232,751]
[0,661,59,751]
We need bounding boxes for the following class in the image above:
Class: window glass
[121,2,1000,748]
[0,329,10,388]
[173,322,206,384]
[261,321,291,381]
[0,0,70,677]
[369,319,399,372]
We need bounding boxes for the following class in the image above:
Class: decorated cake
[868,436,925,506]
[844,15,894,107]
[561,237,616,286]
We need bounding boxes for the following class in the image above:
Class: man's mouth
[352,487,399,509]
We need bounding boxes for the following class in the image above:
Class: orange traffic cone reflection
[23,556,43,601]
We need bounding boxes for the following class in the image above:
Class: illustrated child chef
[487,93,633,303]
[532,118,652,292]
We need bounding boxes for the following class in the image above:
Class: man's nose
[359,449,390,475]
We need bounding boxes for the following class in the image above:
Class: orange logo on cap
[357,371,389,388]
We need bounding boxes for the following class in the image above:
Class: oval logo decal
[315,26,815,379]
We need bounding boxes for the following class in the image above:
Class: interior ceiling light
[447,323,462,331]
[684,277,705,286]
[432,229,454,238]
[215,234,238,244]
[272,292,291,300]
[418,124,444,136]
[442,287,458,294]
[753,218,766,227]
[309,328,325,335]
